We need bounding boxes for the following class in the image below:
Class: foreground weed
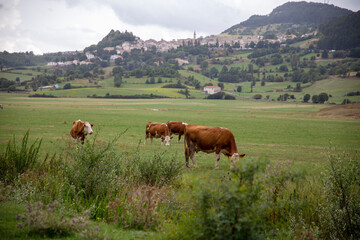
[318,148,360,239]
[0,130,41,184]
[16,200,88,237]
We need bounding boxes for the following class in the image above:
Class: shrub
[133,152,183,187]
[224,94,235,100]
[253,94,262,99]
[105,185,169,230]
[303,94,310,103]
[64,133,123,199]
[16,200,89,237]
[0,130,42,184]
[318,149,360,239]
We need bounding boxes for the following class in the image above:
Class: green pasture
[0,93,359,173]
[0,72,34,82]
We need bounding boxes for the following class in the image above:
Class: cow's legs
[190,151,197,167]
[144,134,148,144]
[215,153,221,169]
[178,134,181,143]
[150,137,153,144]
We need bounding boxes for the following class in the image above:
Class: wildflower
[95,226,99,230]
[53,200,58,204]
[26,205,31,212]
[36,202,41,206]
[71,218,75,222]
[17,223,22,229]
[48,203,52,207]
[30,220,33,226]
[15,215,19,220]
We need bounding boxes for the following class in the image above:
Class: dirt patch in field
[314,103,360,119]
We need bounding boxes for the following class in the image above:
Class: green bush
[0,130,41,184]
[133,151,183,187]
[318,149,360,239]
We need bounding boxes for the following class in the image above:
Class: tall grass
[0,130,42,184]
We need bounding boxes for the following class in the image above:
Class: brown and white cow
[70,119,94,144]
[184,124,245,168]
[167,121,188,143]
[145,122,172,146]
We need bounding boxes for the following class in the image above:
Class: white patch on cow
[84,122,93,135]
[152,109,159,111]
[182,122,188,126]
[230,153,240,163]
[164,136,171,146]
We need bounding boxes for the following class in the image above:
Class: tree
[218,83,224,90]
[321,50,329,59]
[237,86,242,93]
[200,61,208,71]
[312,95,319,103]
[114,74,122,87]
[185,88,190,99]
[63,83,71,89]
[294,83,302,92]
[303,94,310,102]
[318,92,329,103]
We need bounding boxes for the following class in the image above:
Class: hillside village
[46,30,305,67]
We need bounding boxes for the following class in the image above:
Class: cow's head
[230,153,245,163]
[164,136,171,146]
[84,122,94,135]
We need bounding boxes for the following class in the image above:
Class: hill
[317,11,360,50]
[224,1,352,34]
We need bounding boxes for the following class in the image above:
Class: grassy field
[1,93,359,172]
[0,93,359,239]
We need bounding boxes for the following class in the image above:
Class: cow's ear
[73,121,76,124]
[170,136,173,139]
[91,123,94,127]
[239,154,245,158]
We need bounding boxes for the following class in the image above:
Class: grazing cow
[145,122,172,146]
[167,121,188,143]
[0,104,3,109]
[70,119,94,144]
[184,124,245,168]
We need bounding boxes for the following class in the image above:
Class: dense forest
[317,11,360,50]
[224,1,352,33]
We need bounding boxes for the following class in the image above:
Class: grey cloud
[103,0,245,34]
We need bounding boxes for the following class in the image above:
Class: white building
[203,86,221,95]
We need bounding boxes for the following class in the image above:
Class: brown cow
[184,124,245,168]
[145,122,171,146]
[167,121,188,143]
[70,119,94,144]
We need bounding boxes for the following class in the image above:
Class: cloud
[0,0,21,30]
[0,0,359,54]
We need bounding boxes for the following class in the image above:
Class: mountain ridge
[224,1,353,34]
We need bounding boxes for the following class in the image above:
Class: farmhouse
[203,86,221,95]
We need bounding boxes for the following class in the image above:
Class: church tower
[193,31,196,46]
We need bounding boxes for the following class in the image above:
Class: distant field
[0,93,359,173]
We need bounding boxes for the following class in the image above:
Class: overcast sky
[0,0,359,54]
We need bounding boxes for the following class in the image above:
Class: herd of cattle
[70,120,245,168]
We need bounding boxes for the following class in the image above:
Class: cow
[70,119,94,144]
[0,104,3,109]
[145,122,172,146]
[184,124,245,168]
[167,121,188,143]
